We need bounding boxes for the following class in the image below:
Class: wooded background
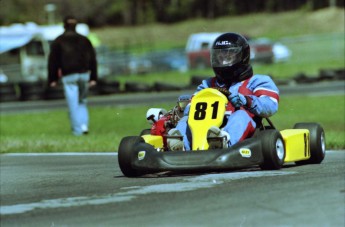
[1,0,343,26]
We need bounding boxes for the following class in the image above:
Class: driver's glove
[229,93,247,108]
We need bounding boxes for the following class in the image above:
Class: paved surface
[1,151,344,226]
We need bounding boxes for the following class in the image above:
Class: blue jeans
[62,72,90,135]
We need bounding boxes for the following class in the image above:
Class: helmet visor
[211,47,242,67]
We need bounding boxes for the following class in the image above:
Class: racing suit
[175,74,279,150]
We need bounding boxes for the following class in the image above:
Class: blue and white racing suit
[175,74,280,150]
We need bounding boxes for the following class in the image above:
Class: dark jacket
[48,30,97,84]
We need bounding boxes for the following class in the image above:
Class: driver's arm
[246,75,279,118]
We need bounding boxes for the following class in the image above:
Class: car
[272,42,292,62]
[118,88,325,177]
[246,36,274,64]
[147,49,188,73]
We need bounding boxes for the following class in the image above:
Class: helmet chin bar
[213,64,253,86]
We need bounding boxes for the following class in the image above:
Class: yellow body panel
[142,135,164,150]
[281,129,310,162]
[188,88,228,150]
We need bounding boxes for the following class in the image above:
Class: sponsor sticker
[138,151,146,160]
[239,148,251,158]
[216,40,230,46]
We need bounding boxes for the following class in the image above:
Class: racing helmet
[211,33,252,85]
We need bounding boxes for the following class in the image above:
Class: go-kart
[118,88,326,177]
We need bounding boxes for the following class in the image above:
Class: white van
[0,22,89,82]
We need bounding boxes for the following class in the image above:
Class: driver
[168,32,279,151]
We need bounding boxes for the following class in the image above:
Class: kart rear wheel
[294,123,325,164]
[118,136,144,177]
[140,129,151,136]
[259,130,285,170]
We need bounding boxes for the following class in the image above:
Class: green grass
[0,95,344,153]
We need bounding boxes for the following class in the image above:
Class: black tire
[0,83,18,102]
[259,130,285,170]
[124,82,151,93]
[153,82,180,92]
[44,85,65,100]
[294,123,326,164]
[98,80,120,95]
[19,81,44,101]
[118,136,144,177]
[140,129,151,136]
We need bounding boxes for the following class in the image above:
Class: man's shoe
[167,128,184,151]
[207,126,230,149]
[81,124,88,135]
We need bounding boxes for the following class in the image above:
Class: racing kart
[118,88,326,177]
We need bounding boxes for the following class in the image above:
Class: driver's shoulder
[248,74,274,86]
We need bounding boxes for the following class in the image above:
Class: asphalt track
[0,151,344,226]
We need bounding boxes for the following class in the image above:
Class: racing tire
[259,129,285,170]
[124,82,151,93]
[118,136,145,177]
[0,83,18,102]
[19,81,45,101]
[44,85,64,100]
[293,123,325,164]
[140,129,151,136]
[98,80,120,95]
[153,82,180,92]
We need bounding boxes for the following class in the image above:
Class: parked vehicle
[146,49,188,73]
[0,22,91,82]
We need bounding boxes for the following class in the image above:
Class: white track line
[0,171,295,215]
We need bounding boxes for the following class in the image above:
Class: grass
[0,94,344,153]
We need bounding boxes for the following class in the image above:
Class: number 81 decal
[193,101,219,120]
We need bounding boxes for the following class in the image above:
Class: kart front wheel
[259,130,285,170]
[118,136,144,177]
[294,123,326,164]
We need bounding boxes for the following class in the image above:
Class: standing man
[48,16,97,135]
